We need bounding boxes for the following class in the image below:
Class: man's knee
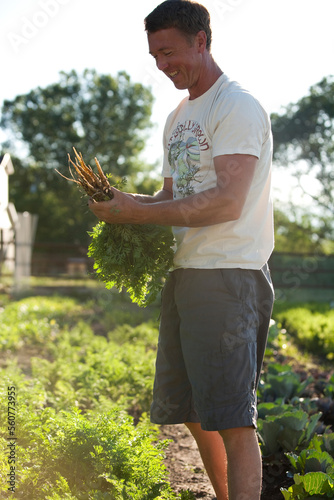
[219,426,257,450]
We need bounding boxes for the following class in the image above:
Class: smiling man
[148,26,220,97]
[89,1,274,498]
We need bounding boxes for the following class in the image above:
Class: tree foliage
[0,70,155,244]
[274,208,325,254]
[271,75,334,242]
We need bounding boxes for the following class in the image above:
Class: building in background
[0,154,38,289]
[0,154,17,276]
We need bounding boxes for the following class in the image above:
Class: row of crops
[0,290,333,499]
[258,316,334,498]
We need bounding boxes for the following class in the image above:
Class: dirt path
[160,424,216,499]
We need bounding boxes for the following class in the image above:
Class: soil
[159,424,294,499]
[160,424,216,499]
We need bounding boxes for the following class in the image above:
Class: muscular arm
[89,154,256,227]
[128,181,173,203]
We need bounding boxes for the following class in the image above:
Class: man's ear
[196,30,207,53]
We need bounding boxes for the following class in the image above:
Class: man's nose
[156,56,168,71]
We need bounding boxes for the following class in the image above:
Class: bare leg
[185,422,229,500]
[219,426,262,500]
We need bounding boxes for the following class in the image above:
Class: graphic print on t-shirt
[167,120,209,198]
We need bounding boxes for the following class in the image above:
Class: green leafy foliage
[264,320,288,357]
[257,407,321,456]
[0,295,193,499]
[310,433,334,460]
[30,325,156,413]
[258,322,326,458]
[260,316,334,495]
[275,306,334,359]
[258,362,313,402]
[0,296,81,351]
[271,75,334,241]
[88,222,175,307]
[273,209,327,253]
[324,374,334,399]
[0,403,175,499]
[286,448,334,475]
[281,471,334,499]
[281,434,334,498]
[1,295,334,498]
[1,69,155,244]
[57,159,175,307]
[0,296,158,414]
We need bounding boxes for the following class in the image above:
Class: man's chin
[172,80,187,90]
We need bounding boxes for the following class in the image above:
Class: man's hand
[88,178,173,224]
[88,187,141,224]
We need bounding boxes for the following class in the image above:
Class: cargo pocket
[220,340,257,395]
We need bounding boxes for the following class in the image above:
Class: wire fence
[31,242,93,276]
[1,243,334,302]
[268,252,334,303]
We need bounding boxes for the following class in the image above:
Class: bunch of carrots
[56,148,115,202]
[56,149,174,306]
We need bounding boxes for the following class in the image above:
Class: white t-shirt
[162,73,274,270]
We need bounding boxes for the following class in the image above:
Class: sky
[1,0,334,200]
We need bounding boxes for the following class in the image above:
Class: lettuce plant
[281,471,334,499]
[257,408,321,456]
[286,448,334,475]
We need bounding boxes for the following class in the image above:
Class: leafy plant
[281,434,334,498]
[257,408,321,456]
[258,401,301,419]
[258,363,313,402]
[324,374,334,398]
[0,361,182,499]
[295,434,334,462]
[0,296,159,415]
[286,449,334,475]
[281,471,334,499]
[0,405,177,499]
[58,150,175,307]
[0,296,79,347]
[88,221,174,306]
[0,295,204,499]
[321,433,334,458]
[275,306,334,359]
[29,321,156,414]
[264,320,289,357]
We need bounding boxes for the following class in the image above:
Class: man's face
[148,28,204,96]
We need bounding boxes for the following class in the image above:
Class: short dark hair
[144,0,212,51]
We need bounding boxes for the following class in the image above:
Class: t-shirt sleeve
[162,119,172,178]
[211,91,269,159]
[161,98,188,178]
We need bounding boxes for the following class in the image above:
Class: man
[89,1,274,498]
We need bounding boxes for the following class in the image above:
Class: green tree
[0,70,155,244]
[271,75,334,243]
[274,207,325,254]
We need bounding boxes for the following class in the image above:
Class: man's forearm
[89,154,255,226]
[136,186,240,227]
[129,188,173,204]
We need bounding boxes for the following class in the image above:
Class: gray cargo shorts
[150,265,274,431]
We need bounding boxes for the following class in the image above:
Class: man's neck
[188,56,223,100]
